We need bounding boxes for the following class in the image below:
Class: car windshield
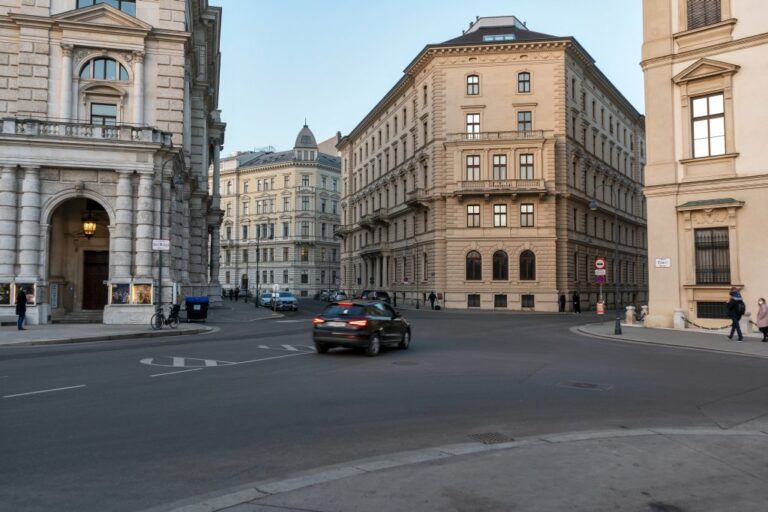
[279,292,293,298]
[322,305,366,317]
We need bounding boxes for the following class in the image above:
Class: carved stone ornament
[692,208,729,227]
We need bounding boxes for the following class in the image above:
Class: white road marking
[3,384,86,399]
[274,320,306,324]
[140,357,236,368]
[258,345,270,349]
[234,352,312,365]
[150,368,203,378]
[281,344,300,351]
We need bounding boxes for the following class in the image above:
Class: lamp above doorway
[81,212,97,239]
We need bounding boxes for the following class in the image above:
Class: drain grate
[470,432,514,445]
[557,380,612,391]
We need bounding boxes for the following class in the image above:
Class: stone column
[210,225,221,284]
[113,171,134,279]
[18,166,41,280]
[132,51,145,125]
[211,142,221,209]
[134,173,154,278]
[0,166,18,279]
[60,44,73,120]
[188,192,204,284]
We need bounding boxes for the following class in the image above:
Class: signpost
[152,239,170,251]
[595,257,607,311]
[655,258,671,268]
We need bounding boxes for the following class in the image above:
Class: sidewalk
[147,426,768,512]
[577,321,768,359]
[0,300,278,347]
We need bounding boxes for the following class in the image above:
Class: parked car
[312,301,411,356]
[360,290,391,304]
[330,291,348,302]
[273,291,299,311]
[259,293,273,307]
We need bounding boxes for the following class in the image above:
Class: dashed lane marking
[140,357,237,368]
[3,384,86,399]
[274,320,307,324]
[150,368,204,378]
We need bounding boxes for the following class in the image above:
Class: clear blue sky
[210,0,644,154]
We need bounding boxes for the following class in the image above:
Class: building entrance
[82,251,109,310]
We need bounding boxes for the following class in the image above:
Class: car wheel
[365,333,381,357]
[398,330,411,349]
[315,343,329,354]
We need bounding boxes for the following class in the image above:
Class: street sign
[152,239,170,251]
[594,257,606,270]
[596,275,606,284]
[655,258,672,268]
[594,269,606,276]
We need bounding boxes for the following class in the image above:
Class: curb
[141,426,768,512]
[573,323,768,360]
[0,325,214,348]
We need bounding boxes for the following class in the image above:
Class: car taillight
[312,318,325,325]
[348,319,368,327]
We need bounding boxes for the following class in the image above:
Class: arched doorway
[48,198,110,321]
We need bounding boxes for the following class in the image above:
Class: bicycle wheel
[168,316,180,329]
[150,313,163,330]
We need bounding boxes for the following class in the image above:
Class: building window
[494,294,508,308]
[697,301,729,319]
[300,272,308,284]
[241,225,248,240]
[467,294,481,308]
[518,72,531,93]
[225,226,231,240]
[225,203,231,217]
[225,250,231,265]
[694,227,730,284]
[492,154,507,180]
[301,175,310,187]
[517,111,532,132]
[79,57,129,80]
[687,0,721,30]
[467,204,480,227]
[301,197,310,211]
[493,204,507,227]
[520,250,536,281]
[519,154,534,179]
[466,74,480,95]
[466,251,482,281]
[242,201,249,216]
[520,203,534,227]
[77,0,136,15]
[492,251,508,281]
[90,103,117,125]
[225,271,230,284]
[465,155,480,181]
[300,247,309,262]
[521,294,535,308]
[692,93,725,158]
[300,221,310,237]
[466,113,480,139]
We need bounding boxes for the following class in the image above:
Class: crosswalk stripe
[281,345,299,351]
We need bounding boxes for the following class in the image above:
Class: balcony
[446,130,545,143]
[2,118,173,146]
[455,179,547,200]
[358,214,375,230]
[360,242,384,257]
[371,207,390,225]
[333,224,355,238]
[405,188,430,209]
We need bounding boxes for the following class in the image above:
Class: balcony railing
[446,130,545,142]
[1,118,174,146]
[457,179,546,195]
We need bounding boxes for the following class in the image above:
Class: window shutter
[687,0,721,30]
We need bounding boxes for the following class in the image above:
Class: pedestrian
[726,288,745,342]
[572,291,581,314]
[228,289,233,301]
[428,291,437,310]
[15,287,27,331]
[756,298,768,342]
[559,294,566,313]
[234,287,240,302]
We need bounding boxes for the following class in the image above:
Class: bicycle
[150,304,181,330]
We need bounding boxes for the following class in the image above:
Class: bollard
[673,309,686,330]
[625,305,636,325]
[742,312,753,334]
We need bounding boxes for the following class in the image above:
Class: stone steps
[52,311,103,324]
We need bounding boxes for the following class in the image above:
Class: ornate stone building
[211,125,341,298]
[642,0,768,327]
[0,0,225,324]
[338,16,647,311]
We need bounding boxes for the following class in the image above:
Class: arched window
[80,57,129,81]
[492,251,508,280]
[520,250,536,281]
[466,251,482,281]
[518,72,531,93]
[466,74,479,95]
[226,181,232,195]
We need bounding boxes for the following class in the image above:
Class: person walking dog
[15,287,27,331]
[756,298,768,342]
[726,288,746,342]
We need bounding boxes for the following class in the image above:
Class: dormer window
[80,58,129,81]
[77,0,136,16]
[482,34,516,42]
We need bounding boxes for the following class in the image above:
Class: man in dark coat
[726,288,745,342]
[559,294,566,313]
[15,287,27,330]
[234,287,240,302]
[428,291,437,310]
[572,291,581,314]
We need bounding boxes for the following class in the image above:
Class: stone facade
[642,0,768,328]
[0,0,225,324]
[210,125,342,299]
[338,16,648,311]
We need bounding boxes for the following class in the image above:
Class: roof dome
[294,124,318,149]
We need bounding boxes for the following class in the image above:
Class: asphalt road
[3,301,768,512]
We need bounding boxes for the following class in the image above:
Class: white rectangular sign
[655,258,671,268]
[594,269,606,276]
[152,239,170,251]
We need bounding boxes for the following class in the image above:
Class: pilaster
[134,172,154,278]
[0,166,18,279]
[113,171,134,279]
[18,166,41,280]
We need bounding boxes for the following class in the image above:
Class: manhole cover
[557,381,612,391]
[470,432,514,445]
[392,361,419,366]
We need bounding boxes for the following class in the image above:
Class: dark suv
[360,290,391,304]
[312,301,411,356]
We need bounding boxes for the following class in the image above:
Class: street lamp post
[254,228,261,308]
[156,156,179,315]
[589,186,622,335]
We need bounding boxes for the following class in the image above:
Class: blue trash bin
[185,296,209,322]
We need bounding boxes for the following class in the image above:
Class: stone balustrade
[1,118,173,147]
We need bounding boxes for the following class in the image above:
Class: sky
[209,0,644,155]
